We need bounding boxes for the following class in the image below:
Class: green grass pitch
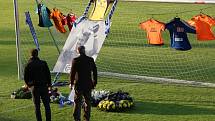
[0,0,215,121]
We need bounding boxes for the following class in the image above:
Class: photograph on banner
[53,19,106,73]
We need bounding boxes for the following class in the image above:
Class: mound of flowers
[11,85,32,99]
[49,88,72,106]
[91,90,110,106]
[91,90,134,112]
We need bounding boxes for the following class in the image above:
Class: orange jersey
[139,19,165,45]
[50,8,67,33]
[188,14,215,41]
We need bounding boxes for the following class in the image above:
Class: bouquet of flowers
[91,90,110,106]
[49,88,72,106]
[11,85,32,99]
[97,90,134,112]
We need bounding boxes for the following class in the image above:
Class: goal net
[16,0,215,84]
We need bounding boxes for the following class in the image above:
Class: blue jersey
[166,18,196,51]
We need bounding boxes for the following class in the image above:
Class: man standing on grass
[70,46,97,121]
[24,49,51,121]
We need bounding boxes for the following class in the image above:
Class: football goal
[14,0,215,86]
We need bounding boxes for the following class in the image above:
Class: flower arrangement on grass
[91,90,110,106]
[11,85,32,99]
[91,90,134,112]
[49,88,72,106]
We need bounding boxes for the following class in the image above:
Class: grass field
[1,0,215,121]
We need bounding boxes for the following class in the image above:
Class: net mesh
[17,0,215,83]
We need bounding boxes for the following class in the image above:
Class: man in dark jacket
[70,46,97,121]
[24,49,51,121]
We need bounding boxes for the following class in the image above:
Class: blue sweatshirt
[166,18,196,51]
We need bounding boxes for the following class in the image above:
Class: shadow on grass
[122,101,215,115]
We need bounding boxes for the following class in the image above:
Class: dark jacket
[24,57,51,87]
[70,54,97,91]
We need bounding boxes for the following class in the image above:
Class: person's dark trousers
[73,89,91,121]
[32,86,51,121]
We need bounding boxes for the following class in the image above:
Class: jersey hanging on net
[37,4,53,27]
[89,0,111,21]
[50,8,67,33]
[66,14,77,31]
[165,17,196,51]
[139,19,165,45]
[61,15,67,26]
[188,14,215,41]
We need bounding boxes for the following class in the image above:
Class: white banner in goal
[122,0,215,3]
[52,19,106,73]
